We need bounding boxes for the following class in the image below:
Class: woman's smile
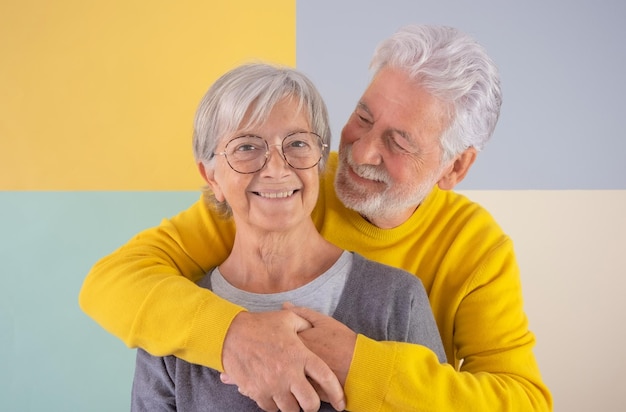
[252,189,298,199]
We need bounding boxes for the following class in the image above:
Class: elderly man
[80,25,552,411]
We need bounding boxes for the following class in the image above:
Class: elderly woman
[131,63,445,411]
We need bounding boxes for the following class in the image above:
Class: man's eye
[388,135,415,154]
[355,112,372,125]
[389,137,406,151]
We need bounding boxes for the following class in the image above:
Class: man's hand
[285,304,358,386]
[220,309,345,412]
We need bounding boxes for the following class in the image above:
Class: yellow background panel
[0,0,295,190]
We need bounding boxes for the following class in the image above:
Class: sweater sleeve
[78,197,244,370]
[343,239,552,411]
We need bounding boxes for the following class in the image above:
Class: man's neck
[362,205,418,229]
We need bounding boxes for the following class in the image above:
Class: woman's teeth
[257,190,295,199]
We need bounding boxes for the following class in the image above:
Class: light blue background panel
[0,192,199,411]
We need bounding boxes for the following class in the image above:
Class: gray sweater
[131,253,445,411]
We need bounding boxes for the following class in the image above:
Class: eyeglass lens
[224,132,324,174]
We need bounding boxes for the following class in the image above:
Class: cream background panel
[459,190,626,411]
[0,0,295,190]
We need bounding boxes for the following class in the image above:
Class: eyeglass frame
[210,131,329,174]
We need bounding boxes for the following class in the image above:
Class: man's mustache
[342,145,392,185]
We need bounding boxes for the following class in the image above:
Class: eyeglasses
[212,132,328,174]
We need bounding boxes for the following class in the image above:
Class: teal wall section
[0,192,199,411]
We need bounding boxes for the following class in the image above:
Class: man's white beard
[334,145,439,223]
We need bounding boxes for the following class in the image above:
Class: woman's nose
[262,144,291,173]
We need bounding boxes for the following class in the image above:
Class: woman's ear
[437,147,477,190]
[198,162,225,202]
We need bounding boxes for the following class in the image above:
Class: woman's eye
[288,140,308,149]
[235,144,261,152]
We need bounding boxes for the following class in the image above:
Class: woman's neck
[218,222,342,293]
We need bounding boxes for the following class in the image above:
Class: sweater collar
[345,185,444,240]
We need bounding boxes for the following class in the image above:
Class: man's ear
[198,162,225,202]
[437,147,477,190]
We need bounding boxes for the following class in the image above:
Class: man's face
[335,67,451,228]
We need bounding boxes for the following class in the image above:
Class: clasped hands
[220,303,357,412]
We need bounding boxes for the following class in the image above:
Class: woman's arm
[131,349,177,411]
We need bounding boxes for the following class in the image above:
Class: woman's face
[202,97,320,234]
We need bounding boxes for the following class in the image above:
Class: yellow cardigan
[80,153,552,411]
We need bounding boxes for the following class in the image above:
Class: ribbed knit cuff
[181,294,246,371]
[344,334,396,412]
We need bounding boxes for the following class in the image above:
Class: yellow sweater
[80,153,552,411]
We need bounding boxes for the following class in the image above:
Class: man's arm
[79,198,239,366]
[79,197,344,412]
[294,316,550,412]
[291,243,553,411]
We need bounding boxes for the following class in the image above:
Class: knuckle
[299,398,321,412]
[253,396,278,412]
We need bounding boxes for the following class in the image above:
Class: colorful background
[1,1,625,410]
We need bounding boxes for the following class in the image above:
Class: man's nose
[350,131,384,165]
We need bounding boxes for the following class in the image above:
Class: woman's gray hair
[192,62,331,216]
[370,25,502,163]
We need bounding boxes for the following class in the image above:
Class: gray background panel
[296,0,626,189]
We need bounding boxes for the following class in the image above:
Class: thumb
[219,372,234,385]
[283,303,324,327]
[281,303,313,333]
